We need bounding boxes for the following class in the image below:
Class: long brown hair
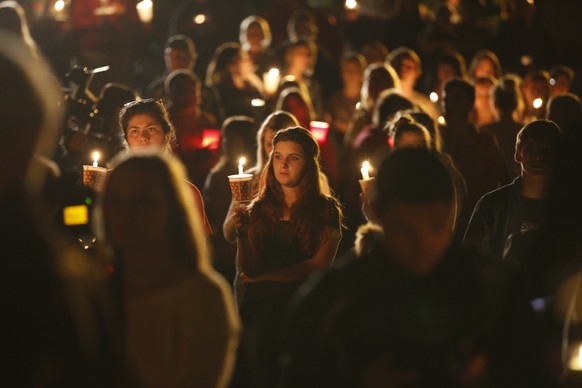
[247,126,342,256]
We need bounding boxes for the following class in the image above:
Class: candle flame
[193,13,206,24]
[268,68,280,77]
[430,92,439,103]
[92,151,100,164]
[239,157,246,166]
[362,160,370,170]
[533,98,543,109]
[54,0,65,12]
[345,0,358,10]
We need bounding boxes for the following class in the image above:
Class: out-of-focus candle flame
[430,92,439,103]
[194,14,206,24]
[345,0,359,10]
[361,160,370,180]
[54,0,65,12]
[263,68,281,95]
[92,151,100,167]
[437,116,446,125]
[136,0,153,24]
[533,98,543,109]
[568,343,582,371]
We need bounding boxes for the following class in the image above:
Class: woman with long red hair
[231,126,342,386]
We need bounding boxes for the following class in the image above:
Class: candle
[568,343,582,371]
[92,151,100,167]
[54,0,65,12]
[309,121,329,144]
[136,0,153,24]
[263,68,281,96]
[361,161,370,181]
[238,157,246,176]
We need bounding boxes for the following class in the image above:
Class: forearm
[223,200,241,244]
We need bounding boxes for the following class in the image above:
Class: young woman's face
[473,57,496,79]
[474,82,493,113]
[126,113,167,150]
[341,59,363,87]
[245,23,264,48]
[273,140,308,188]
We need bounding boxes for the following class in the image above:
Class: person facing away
[0,33,125,387]
[96,151,240,388]
[230,126,343,387]
[279,148,555,388]
[464,119,563,261]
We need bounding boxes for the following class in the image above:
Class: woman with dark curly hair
[118,98,211,235]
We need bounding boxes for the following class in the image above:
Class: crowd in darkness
[3,0,582,386]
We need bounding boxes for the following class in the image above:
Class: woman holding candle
[118,98,212,235]
[230,126,342,386]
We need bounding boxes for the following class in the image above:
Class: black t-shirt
[464,177,548,260]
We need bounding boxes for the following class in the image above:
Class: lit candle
[92,151,100,167]
[533,98,543,109]
[429,92,439,103]
[568,343,582,371]
[263,68,280,96]
[344,0,359,10]
[54,0,65,13]
[309,121,329,144]
[136,0,153,24]
[361,161,370,181]
[238,157,246,176]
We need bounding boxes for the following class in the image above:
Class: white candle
[238,157,246,176]
[92,151,100,167]
[361,161,370,181]
[263,68,280,96]
[136,0,153,24]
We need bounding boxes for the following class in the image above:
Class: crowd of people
[3,0,582,386]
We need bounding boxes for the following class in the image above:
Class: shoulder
[479,179,520,205]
